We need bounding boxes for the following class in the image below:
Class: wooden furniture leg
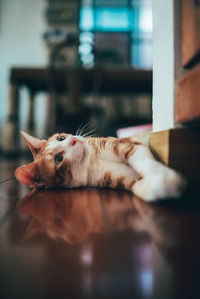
[45,91,56,136]
[27,91,35,135]
[3,83,20,154]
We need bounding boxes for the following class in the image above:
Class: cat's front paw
[132,171,186,202]
[132,178,156,201]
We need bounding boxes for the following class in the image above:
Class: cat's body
[15,131,186,202]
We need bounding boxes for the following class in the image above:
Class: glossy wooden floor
[1,157,200,299]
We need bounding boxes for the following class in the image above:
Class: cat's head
[15,131,87,188]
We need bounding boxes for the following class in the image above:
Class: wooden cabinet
[176,0,200,123]
[177,64,200,122]
[182,0,200,67]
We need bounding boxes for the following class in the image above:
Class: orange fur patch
[100,171,112,187]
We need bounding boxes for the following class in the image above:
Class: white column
[152,0,175,132]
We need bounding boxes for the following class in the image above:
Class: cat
[15,130,186,202]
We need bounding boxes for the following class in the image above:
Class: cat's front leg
[127,145,186,201]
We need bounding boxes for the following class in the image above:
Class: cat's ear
[15,161,42,188]
[20,131,46,158]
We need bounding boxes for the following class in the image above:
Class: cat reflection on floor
[17,189,134,244]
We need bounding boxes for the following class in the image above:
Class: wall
[152,0,175,132]
[0,0,47,144]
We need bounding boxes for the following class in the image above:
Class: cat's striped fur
[15,131,186,201]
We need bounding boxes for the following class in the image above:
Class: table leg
[27,91,35,135]
[3,83,20,154]
[45,91,56,136]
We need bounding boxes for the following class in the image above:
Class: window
[79,0,152,69]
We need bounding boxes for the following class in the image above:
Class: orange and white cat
[15,131,186,202]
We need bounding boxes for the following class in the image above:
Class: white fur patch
[129,145,186,201]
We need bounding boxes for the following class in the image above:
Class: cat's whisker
[76,127,80,136]
[85,130,98,138]
[76,123,86,136]
[84,124,97,135]
[80,124,95,138]
[76,124,82,136]
[82,127,97,138]
[0,177,15,185]
[82,132,96,138]
[78,124,90,137]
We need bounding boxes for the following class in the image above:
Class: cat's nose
[70,137,79,146]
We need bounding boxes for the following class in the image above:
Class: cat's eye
[57,136,65,142]
[55,154,63,165]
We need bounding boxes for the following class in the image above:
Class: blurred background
[0,0,153,152]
